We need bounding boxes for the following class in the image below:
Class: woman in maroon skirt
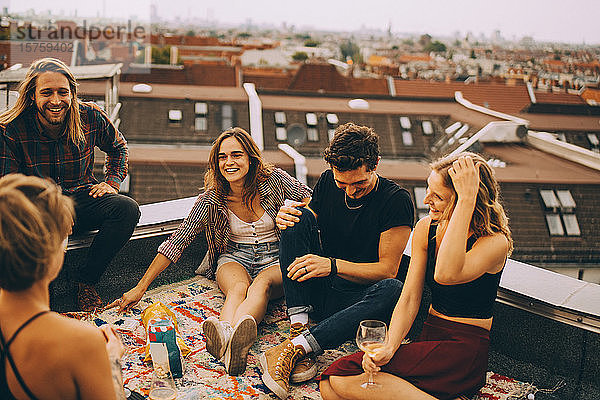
[320,152,513,400]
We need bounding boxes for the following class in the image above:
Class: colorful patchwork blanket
[87,276,536,400]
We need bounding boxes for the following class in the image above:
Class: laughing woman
[109,128,311,376]
[320,152,512,400]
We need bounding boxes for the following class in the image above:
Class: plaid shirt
[0,102,128,193]
[158,168,312,279]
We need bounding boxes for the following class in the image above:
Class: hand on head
[447,155,480,202]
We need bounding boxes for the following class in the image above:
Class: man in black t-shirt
[259,123,415,399]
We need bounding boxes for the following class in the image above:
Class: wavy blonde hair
[0,58,84,145]
[204,127,273,209]
[0,174,75,291]
[430,152,513,254]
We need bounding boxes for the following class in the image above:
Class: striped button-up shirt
[158,168,312,279]
[0,102,128,193]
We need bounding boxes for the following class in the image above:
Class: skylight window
[540,189,561,209]
[422,121,433,135]
[275,111,287,125]
[326,113,339,125]
[168,109,182,123]
[539,189,580,237]
[400,116,412,130]
[306,113,318,126]
[274,111,287,141]
[221,104,233,130]
[194,102,208,132]
[445,122,461,135]
[195,102,208,115]
[402,131,414,146]
[326,113,339,142]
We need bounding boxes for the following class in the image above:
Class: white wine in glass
[356,320,387,388]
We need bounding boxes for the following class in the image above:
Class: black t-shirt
[309,169,414,263]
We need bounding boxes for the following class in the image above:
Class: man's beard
[37,104,68,127]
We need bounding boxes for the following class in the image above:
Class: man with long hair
[0,58,140,312]
[259,123,415,399]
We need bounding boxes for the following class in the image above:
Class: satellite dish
[286,124,307,148]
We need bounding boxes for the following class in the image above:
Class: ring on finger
[303,266,308,274]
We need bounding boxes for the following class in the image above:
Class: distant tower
[387,20,392,38]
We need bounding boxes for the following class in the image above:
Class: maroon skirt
[320,314,490,400]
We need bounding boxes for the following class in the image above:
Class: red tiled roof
[289,63,348,92]
[78,81,247,102]
[121,63,237,86]
[535,92,586,105]
[243,68,293,90]
[394,80,532,115]
[581,88,600,103]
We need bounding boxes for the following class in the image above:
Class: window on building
[221,104,233,131]
[402,131,414,146]
[400,116,412,130]
[326,113,339,141]
[422,120,433,135]
[274,111,287,141]
[445,121,461,135]
[306,112,319,141]
[274,111,287,125]
[194,102,208,132]
[588,133,599,153]
[540,189,580,236]
[275,127,287,141]
[413,186,429,219]
[168,109,182,124]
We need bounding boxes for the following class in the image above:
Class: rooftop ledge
[68,196,600,333]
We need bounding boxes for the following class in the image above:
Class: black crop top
[425,221,503,319]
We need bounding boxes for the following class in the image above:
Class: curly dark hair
[323,122,380,171]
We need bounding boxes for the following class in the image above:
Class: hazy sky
[5,0,599,44]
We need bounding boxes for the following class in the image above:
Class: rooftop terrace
[53,197,600,400]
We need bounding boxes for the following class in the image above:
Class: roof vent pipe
[243,82,264,150]
[526,81,537,104]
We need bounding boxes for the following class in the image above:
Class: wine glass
[355,320,387,388]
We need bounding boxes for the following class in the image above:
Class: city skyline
[4,0,600,45]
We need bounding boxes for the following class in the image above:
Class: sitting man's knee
[280,207,316,237]
[116,195,141,225]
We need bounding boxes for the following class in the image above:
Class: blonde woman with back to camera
[0,174,126,400]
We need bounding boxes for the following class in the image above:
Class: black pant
[279,208,403,354]
[70,190,140,285]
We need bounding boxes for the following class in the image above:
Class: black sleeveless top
[425,221,503,319]
[0,310,50,400]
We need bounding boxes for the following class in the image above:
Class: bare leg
[326,373,438,400]
[320,378,349,400]
[216,262,252,324]
[232,265,283,324]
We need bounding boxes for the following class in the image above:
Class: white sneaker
[224,315,257,376]
[202,317,232,360]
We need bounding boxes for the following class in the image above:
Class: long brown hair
[430,152,513,254]
[0,174,75,291]
[204,127,273,209]
[0,58,84,145]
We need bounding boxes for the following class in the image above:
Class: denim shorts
[216,241,280,279]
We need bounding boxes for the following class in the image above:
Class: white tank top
[228,209,278,244]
